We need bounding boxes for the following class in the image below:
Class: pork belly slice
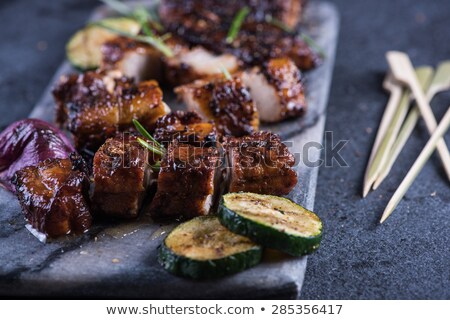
[149,142,221,220]
[153,111,217,147]
[52,70,170,154]
[12,153,92,238]
[159,0,319,71]
[224,131,297,196]
[92,134,158,218]
[175,76,259,137]
[101,36,163,83]
[163,42,240,86]
[242,58,307,123]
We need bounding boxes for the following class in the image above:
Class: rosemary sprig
[132,119,165,152]
[226,6,250,44]
[219,65,232,80]
[265,14,294,33]
[94,21,174,57]
[299,32,326,59]
[137,138,164,156]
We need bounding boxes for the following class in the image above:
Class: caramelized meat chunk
[175,76,259,137]
[159,0,319,70]
[163,38,240,86]
[242,58,307,122]
[52,70,170,154]
[153,111,217,147]
[101,36,163,83]
[92,134,158,218]
[149,142,221,220]
[13,153,92,238]
[224,131,297,195]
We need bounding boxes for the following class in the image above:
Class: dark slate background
[0,0,448,299]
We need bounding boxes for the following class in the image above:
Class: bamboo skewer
[380,106,450,223]
[362,67,433,197]
[375,61,450,187]
[362,75,402,197]
[386,51,450,181]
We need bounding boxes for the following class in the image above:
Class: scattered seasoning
[112,258,120,263]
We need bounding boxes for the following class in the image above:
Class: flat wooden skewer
[375,61,450,187]
[380,106,450,223]
[362,67,433,197]
[362,74,402,197]
[386,51,450,181]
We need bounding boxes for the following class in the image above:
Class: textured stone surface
[0,1,338,298]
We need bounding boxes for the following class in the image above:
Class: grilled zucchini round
[219,192,323,256]
[158,216,262,279]
[66,17,140,70]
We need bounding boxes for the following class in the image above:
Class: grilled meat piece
[153,111,217,147]
[224,131,297,195]
[12,153,92,238]
[242,57,307,122]
[101,36,163,83]
[92,134,158,218]
[53,70,170,154]
[163,36,240,86]
[149,141,221,220]
[159,0,319,70]
[175,76,259,137]
[160,0,306,31]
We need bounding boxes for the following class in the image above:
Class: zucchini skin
[158,242,262,279]
[219,201,322,256]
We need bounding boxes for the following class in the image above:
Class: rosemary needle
[226,6,250,44]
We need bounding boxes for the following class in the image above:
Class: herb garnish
[299,32,326,59]
[226,6,250,44]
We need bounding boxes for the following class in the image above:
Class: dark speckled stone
[0,1,338,298]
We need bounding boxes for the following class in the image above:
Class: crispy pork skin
[101,36,163,83]
[242,58,307,122]
[153,111,217,147]
[149,142,220,220]
[175,76,259,137]
[12,153,92,238]
[92,134,158,218]
[159,0,319,70]
[223,131,297,195]
[52,70,170,154]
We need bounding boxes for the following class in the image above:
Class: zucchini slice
[219,192,323,256]
[158,216,262,279]
[66,17,141,70]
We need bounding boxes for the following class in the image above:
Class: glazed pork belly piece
[101,36,163,83]
[242,57,307,123]
[12,153,92,238]
[159,0,319,70]
[52,70,170,154]
[149,141,221,220]
[175,76,259,137]
[163,38,240,86]
[223,131,297,195]
[101,34,239,86]
[153,111,217,147]
[92,134,158,218]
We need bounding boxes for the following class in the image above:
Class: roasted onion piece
[0,119,74,192]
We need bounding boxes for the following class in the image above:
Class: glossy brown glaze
[149,141,220,220]
[153,111,217,147]
[92,134,158,218]
[158,0,319,70]
[12,153,92,238]
[175,76,259,137]
[223,131,297,195]
[52,70,169,154]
